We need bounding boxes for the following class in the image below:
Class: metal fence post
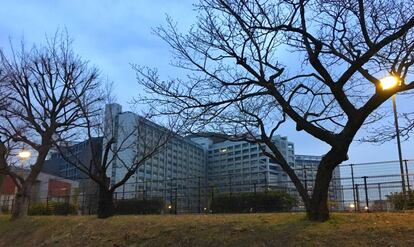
[174,187,178,215]
[404,160,411,191]
[350,164,356,212]
[229,174,232,197]
[253,183,257,194]
[362,176,369,212]
[304,166,308,194]
[378,183,383,211]
[355,184,360,212]
[198,176,201,214]
[66,195,70,215]
[211,185,214,203]
[144,181,148,200]
[88,194,92,215]
[170,186,173,214]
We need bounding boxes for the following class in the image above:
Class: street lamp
[18,150,31,160]
[18,150,31,169]
[379,75,406,197]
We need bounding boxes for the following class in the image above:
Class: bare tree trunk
[308,169,332,221]
[97,186,115,219]
[0,174,4,188]
[10,184,32,221]
[307,149,347,221]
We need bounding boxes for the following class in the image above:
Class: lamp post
[380,76,406,196]
[18,150,31,168]
[18,150,31,160]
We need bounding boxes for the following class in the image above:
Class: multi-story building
[99,104,344,212]
[42,138,103,213]
[295,155,343,210]
[104,104,206,212]
[43,138,103,181]
[190,134,297,193]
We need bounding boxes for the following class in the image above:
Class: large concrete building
[43,138,103,181]
[190,134,296,193]
[104,104,206,212]
[102,103,343,212]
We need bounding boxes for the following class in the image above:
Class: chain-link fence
[1,159,413,215]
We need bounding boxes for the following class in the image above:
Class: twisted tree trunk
[97,186,115,219]
[10,183,32,221]
[307,148,348,221]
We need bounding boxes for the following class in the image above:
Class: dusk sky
[0,0,412,167]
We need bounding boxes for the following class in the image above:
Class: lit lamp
[379,75,406,197]
[18,150,31,169]
[18,150,31,160]
[380,76,400,90]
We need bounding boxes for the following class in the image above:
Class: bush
[51,202,77,215]
[1,205,10,214]
[115,198,164,215]
[387,190,414,210]
[28,203,50,215]
[210,191,297,213]
[28,202,77,216]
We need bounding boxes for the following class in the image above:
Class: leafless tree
[136,0,414,221]
[0,32,101,220]
[53,92,174,218]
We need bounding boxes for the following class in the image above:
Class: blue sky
[0,0,413,167]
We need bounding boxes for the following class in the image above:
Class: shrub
[28,202,77,215]
[51,202,77,215]
[387,190,414,210]
[210,191,297,213]
[115,198,164,215]
[28,203,50,215]
[1,205,10,214]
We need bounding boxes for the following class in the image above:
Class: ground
[0,212,413,247]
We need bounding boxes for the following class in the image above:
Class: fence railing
[0,159,413,215]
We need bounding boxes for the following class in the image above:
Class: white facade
[104,104,206,211]
[191,135,296,193]
[104,104,343,211]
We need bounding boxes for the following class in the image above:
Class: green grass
[0,212,413,246]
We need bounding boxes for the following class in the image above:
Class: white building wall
[104,104,206,210]
[191,135,296,193]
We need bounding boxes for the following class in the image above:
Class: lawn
[0,212,413,247]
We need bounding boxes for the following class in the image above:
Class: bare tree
[53,97,174,218]
[0,32,101,220]
[136,0,414,221]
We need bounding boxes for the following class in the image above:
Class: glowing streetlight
[380,75,406,199]
[380,76,400,90]
[18,150,31,160]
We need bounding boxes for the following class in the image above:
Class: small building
[0,170,79,212]
[42,138,103,214]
